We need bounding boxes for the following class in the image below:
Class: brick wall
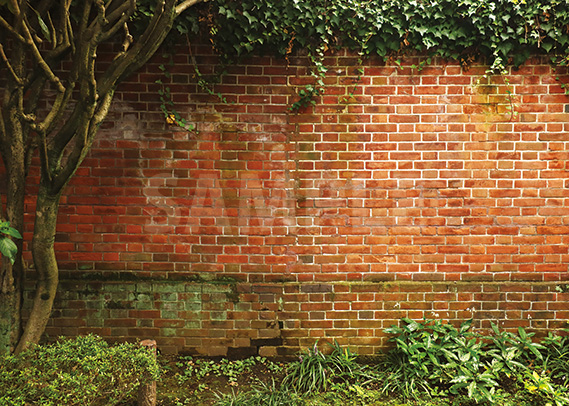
[18,44,569,355]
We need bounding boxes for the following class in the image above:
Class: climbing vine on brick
[168,0,569,110]
[198,0,569,69]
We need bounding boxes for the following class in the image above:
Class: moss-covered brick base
[33,278,569,356]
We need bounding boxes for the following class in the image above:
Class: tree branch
[102,0,135,29]
[99,3,136,44]
[97,0,177,95]
[0,44,24,86]
[176,0,205,16]
[0,16,27,44]
[19,17,65,94]
[51,99,100,194]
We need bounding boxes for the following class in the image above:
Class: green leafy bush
[542,331,569,386]
[0,335,160,406]
[378,318,569,405]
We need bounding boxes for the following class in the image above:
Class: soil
[154,354,287,406]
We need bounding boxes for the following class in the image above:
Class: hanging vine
[163,0,569,111]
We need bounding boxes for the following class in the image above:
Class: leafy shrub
[542,331,569,386]
[0,335,160,406]
[378,318,481,400]
[378,318,569,405]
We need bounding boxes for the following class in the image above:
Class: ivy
[171,0,569,109]
[185,0,569,66]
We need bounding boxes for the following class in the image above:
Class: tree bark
[14,186,60,354]
[0,0,205,354]
[0,106,26,354]
[137,340,158,406]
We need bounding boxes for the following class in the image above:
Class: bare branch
[85,0,108,37]
[16,13,65,94]
[99,6,135,44]
[47,12,56,48]
[176,0,205,16]
[51,98,101,194]
[97,0,178,95]
[0,16,27,44]
[0,44,24,86]
[121,23,133,52]
[78,1,93,39]
[103,0,135,28]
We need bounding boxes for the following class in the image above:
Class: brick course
[13,44,569,355]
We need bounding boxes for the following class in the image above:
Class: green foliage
[175,355,280,384]
[190,0,569,71]
[284,342,330,393]
[214,379,303,406]
[158,322,569,405]
[0,335,160,406]
[165,0,569,110]
[522,370,569,406]
[156,53,195,131]
[379,318,569,405]
[282,340,372,394]
[380,318,484,400]
[484,322,545,377]
[542,331,569,386]
[0,221,22,264]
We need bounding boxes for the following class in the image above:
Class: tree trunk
[0,260,21,354]
[14,186,61,354]
[0,109,26,354]
[0,188,25,354]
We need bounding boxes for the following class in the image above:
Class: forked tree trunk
[14,186,61,354]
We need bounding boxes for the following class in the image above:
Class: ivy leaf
[541,41,554,53]
[242,10,258,25]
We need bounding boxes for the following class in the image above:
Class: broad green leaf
[0,227,22,239]
[35,10,51,42]
[0,237,18,264]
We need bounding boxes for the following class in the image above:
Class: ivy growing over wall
[178,0,569,70]
[146,0,569,113]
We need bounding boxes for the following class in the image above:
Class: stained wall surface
[23,45,569,355]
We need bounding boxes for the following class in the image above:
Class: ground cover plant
[155,319,569,406]
[0,335,160,406]
[2,319,569,405]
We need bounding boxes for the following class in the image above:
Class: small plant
[485,323,544,373]
[0,221,22,264]
[326,340,373,384]
[214,380,302,406]
[176,355,272,385]
[283,342,329,393]
[522,370,569,406]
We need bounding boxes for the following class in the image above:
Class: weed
[283,342,329,393]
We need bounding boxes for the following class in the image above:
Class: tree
[0,0,204,354]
